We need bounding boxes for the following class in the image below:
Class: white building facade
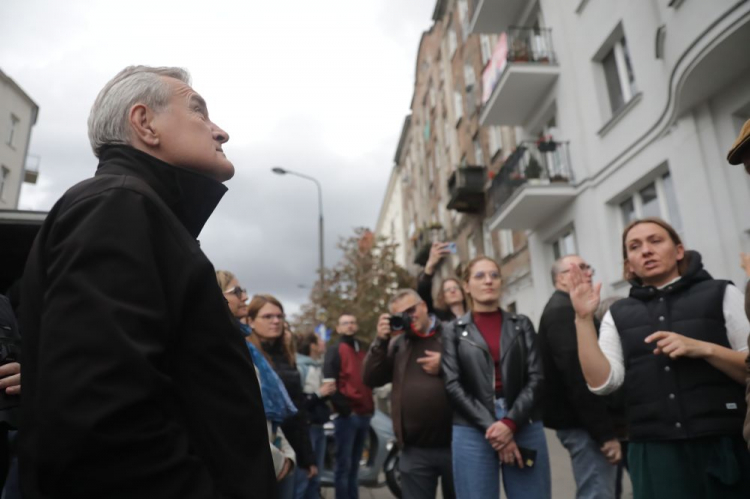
[472,0,750,315]
[0,69,38,209]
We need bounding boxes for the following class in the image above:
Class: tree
[292,227,415,344]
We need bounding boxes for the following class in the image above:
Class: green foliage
[292,227,415,344]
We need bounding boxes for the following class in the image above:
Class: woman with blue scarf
[215,271,299,497]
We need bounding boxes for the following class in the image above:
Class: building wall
[0,70,38,209]
[385,0,535,316]
[375,164,409,269]
[472,0,750,316]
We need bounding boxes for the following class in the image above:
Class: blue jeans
[556,428,616,499]
[452,399,550,499]
[295,425,327,499]
[333,414,371,499]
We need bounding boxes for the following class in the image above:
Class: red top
[474,309,517,433]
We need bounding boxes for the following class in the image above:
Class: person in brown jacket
[726,117,750,447]
[363,289,455,499]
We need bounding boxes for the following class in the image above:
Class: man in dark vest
[538,255,620,499]
[363,289,454,499]
[18,66,275,499]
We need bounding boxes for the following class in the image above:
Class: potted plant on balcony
[524,156,543,182]
[536,135,557,152]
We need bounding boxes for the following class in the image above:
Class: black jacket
[610,251,745,441]
[538,290,617,444]
[262,338,314,468]
[18,146,276,499]
[442,310,543,432]
[0,295,20,428]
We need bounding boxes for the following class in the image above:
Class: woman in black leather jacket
[442,256,550,499]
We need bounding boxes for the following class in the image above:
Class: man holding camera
[362,289,455,499]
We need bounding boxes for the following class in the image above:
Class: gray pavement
[321,429,632,499]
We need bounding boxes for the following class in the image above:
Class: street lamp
[271,167,325,304]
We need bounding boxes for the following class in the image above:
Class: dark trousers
[399,445,455,499]
[333,414,371,499]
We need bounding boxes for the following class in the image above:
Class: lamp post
[271,167,325,305]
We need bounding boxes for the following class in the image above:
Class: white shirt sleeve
[588,310,625,395]
[723,284,750,352]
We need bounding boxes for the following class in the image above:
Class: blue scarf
[239,323,298,423]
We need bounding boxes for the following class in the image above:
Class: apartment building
[0,69,39,209]
[470,0,750,313]
[376,0,539,318]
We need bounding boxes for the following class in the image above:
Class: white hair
[87,65,191,158]
[388,288,422,312]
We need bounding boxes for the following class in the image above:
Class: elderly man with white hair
[18,66,276,498]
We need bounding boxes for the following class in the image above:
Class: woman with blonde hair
[442,256,550,499]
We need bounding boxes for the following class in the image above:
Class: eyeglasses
[339,320,357,326]
[444,286,460,293]
[560,264,595,275]
[258,313,285,321]
[471,271,501,281]
[223,286,247,299]
[398,302,423,316]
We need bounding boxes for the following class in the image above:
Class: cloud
[2,0,435,317]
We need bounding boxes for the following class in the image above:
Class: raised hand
[568,262,602,320]
[425,242,451,275]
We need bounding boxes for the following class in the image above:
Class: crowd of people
[1,64,750,499]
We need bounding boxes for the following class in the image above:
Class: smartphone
[446,242,457,254]
[518,447,537,468]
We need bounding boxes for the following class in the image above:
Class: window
[473,134,484,165]
[458,0,470,41]
[488,126,503,159]
[480,35,493,66]
[499,229,515,258]
[619,172,683,233]
[7,115,19,148]
[483,223,496,258]
[552,229,577,260]
[0,166,9,200]
[467,233,477,260]
[443,116,452,151]
[454,91,463,124]
[448,27,458,58]
[602,37,637,113]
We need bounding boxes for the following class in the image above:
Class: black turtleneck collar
[628,250,712,300]
[95,145,227,239]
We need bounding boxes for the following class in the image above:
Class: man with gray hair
[362,289,455,499]
[537,255,620,499]
[18,66,275,498]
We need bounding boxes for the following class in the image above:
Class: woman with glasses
[418,242,468,321]
[570,218,750,499]
[442,256,551,499]
[247,295,316,497]
[215,271,298,497]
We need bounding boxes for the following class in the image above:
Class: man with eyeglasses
[323,314,373,499]
[362,289,455,499]
[537,255,621,499]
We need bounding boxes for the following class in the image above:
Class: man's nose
[212,123,230,144]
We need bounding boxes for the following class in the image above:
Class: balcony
[468,0,526,35]
[480,28,559,127]
[487,140,576,230]
[447,166,486,214]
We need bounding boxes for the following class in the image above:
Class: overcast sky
[1,0,435,317]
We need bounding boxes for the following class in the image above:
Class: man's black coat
[537,290,617,444]
[18,146,276,499]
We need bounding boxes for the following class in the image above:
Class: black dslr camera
[388,312,412,332]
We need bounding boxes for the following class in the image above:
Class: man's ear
[128,104,159,147]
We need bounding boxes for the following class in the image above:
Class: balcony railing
[488,140,573,215]
[482,27,556,105]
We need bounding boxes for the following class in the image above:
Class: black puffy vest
[609,252,746,442]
